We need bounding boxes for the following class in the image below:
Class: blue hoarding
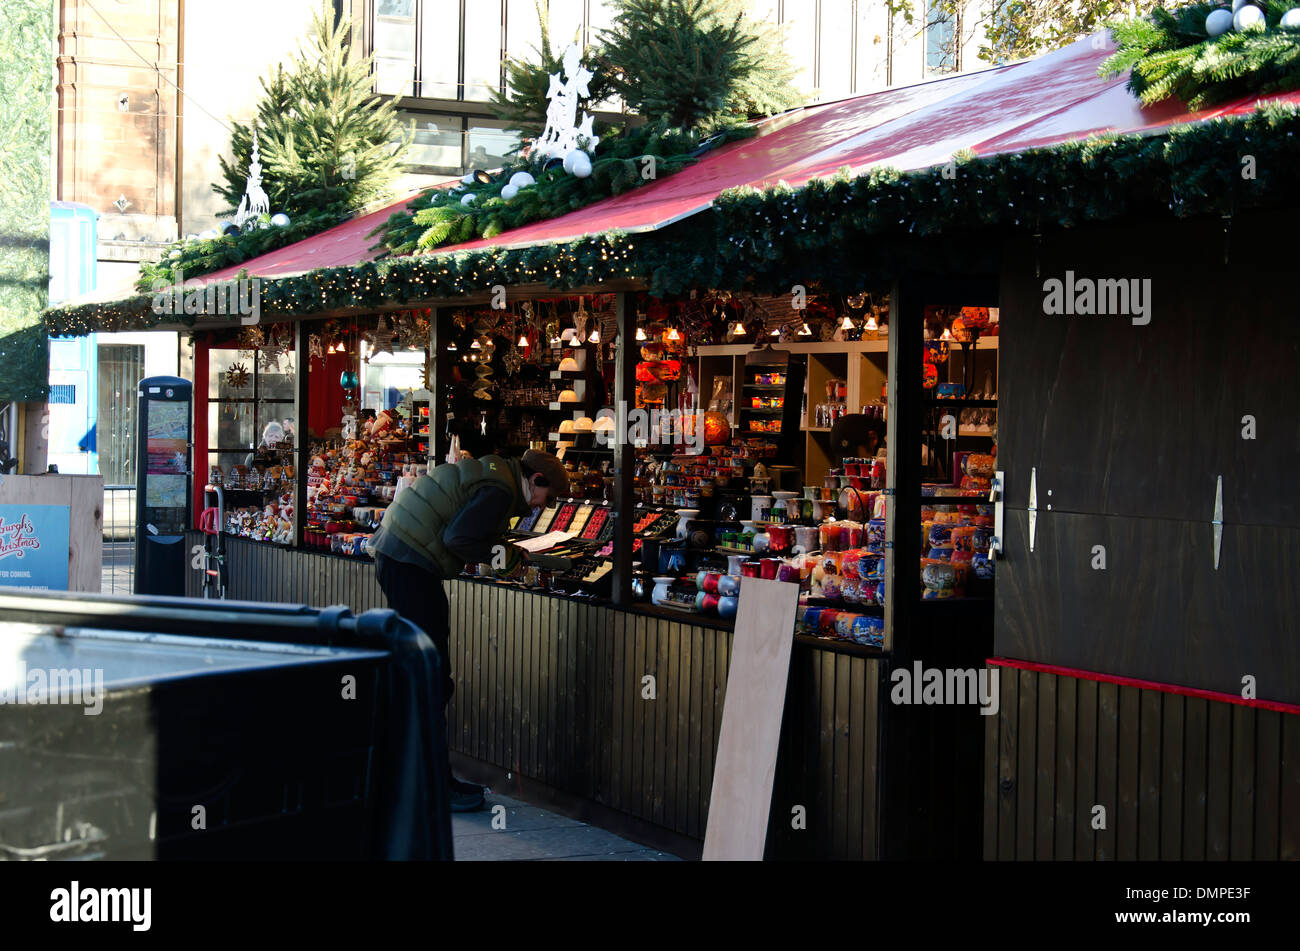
[0,504,71,591]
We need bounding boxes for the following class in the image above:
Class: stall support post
[431,306,450,464]
[885,278,923,655]
[611,291,637,606]
[294,321,309,546]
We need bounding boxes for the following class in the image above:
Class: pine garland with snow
[1101,1,1300,109]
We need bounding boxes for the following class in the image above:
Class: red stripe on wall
[986,656,1300,717]
[193,333,208,528]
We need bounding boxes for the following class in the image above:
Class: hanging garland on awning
[711,100,1300,291]
[43,102,1300,336]
[1100,1,1300,109]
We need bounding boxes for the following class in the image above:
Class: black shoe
[449,776,486,812]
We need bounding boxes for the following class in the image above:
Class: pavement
[102,540,135,595]
[452,792,683,861]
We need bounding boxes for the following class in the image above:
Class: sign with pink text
[0,505,70,590]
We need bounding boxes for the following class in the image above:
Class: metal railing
[102,485,135,595]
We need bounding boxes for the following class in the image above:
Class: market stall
[45,28,1300,859]
[170,277,1002,858]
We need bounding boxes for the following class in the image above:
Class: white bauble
[200,229,219,241]
[508,171,536,188]
[1234,4,1266,30]
[271,212,291,227]
[1281,7,1300,27]
[1206,8,1234,35]
[461,172,476,185]
[561,149,585,174]
[184,233,199,243]
[567,151,593,178]
[460,193,477,206]
[169,249,182,259]
[501,184,519,200]
[1232,0,1250,10]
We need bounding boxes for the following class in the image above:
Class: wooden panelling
[1000,216,1300,529]
[985,665,1300,860]
[996,510,1300,706]
[190,534,890,857]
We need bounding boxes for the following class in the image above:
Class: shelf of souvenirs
[299,408,432,556]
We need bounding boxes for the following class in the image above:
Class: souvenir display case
[203,329,298,545]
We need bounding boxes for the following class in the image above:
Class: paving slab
[451,793,682,861]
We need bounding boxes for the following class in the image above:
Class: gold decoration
[224,362,250,389]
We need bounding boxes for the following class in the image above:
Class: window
[97,344,144,485]
[466,118,520,170]
[463,0,505,101]
[925,0,958,76]
[373,0,417,96]
[419,0,461,99]
[399,111,464,173]
[206,345,297,484]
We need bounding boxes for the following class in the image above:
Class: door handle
[989,469,1005,559]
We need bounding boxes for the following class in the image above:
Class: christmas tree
[596,0,801,135]
[214,5,410,219]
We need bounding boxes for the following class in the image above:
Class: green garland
[1100,1,1300,109]
[44,102,1300,336]
[46,229,715,336]
[370,121,753,254]
[711,101,1300,292]
[135,206,348,291]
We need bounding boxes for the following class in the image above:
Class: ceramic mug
[767,523,794,552]
[794,525,819,553]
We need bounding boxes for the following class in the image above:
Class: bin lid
[0,623,386,701]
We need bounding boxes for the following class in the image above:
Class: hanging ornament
[308,334,324,361]
[224,362,250,390]
[923,362,939,389]
[340,369,359,390]
[371,316,395,358]
[239,325,266,351]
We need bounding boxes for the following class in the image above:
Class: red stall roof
[204,34,1300,282]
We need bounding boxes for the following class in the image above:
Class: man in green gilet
[369,448,569,812]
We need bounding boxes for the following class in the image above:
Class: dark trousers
[375,554,454,707]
